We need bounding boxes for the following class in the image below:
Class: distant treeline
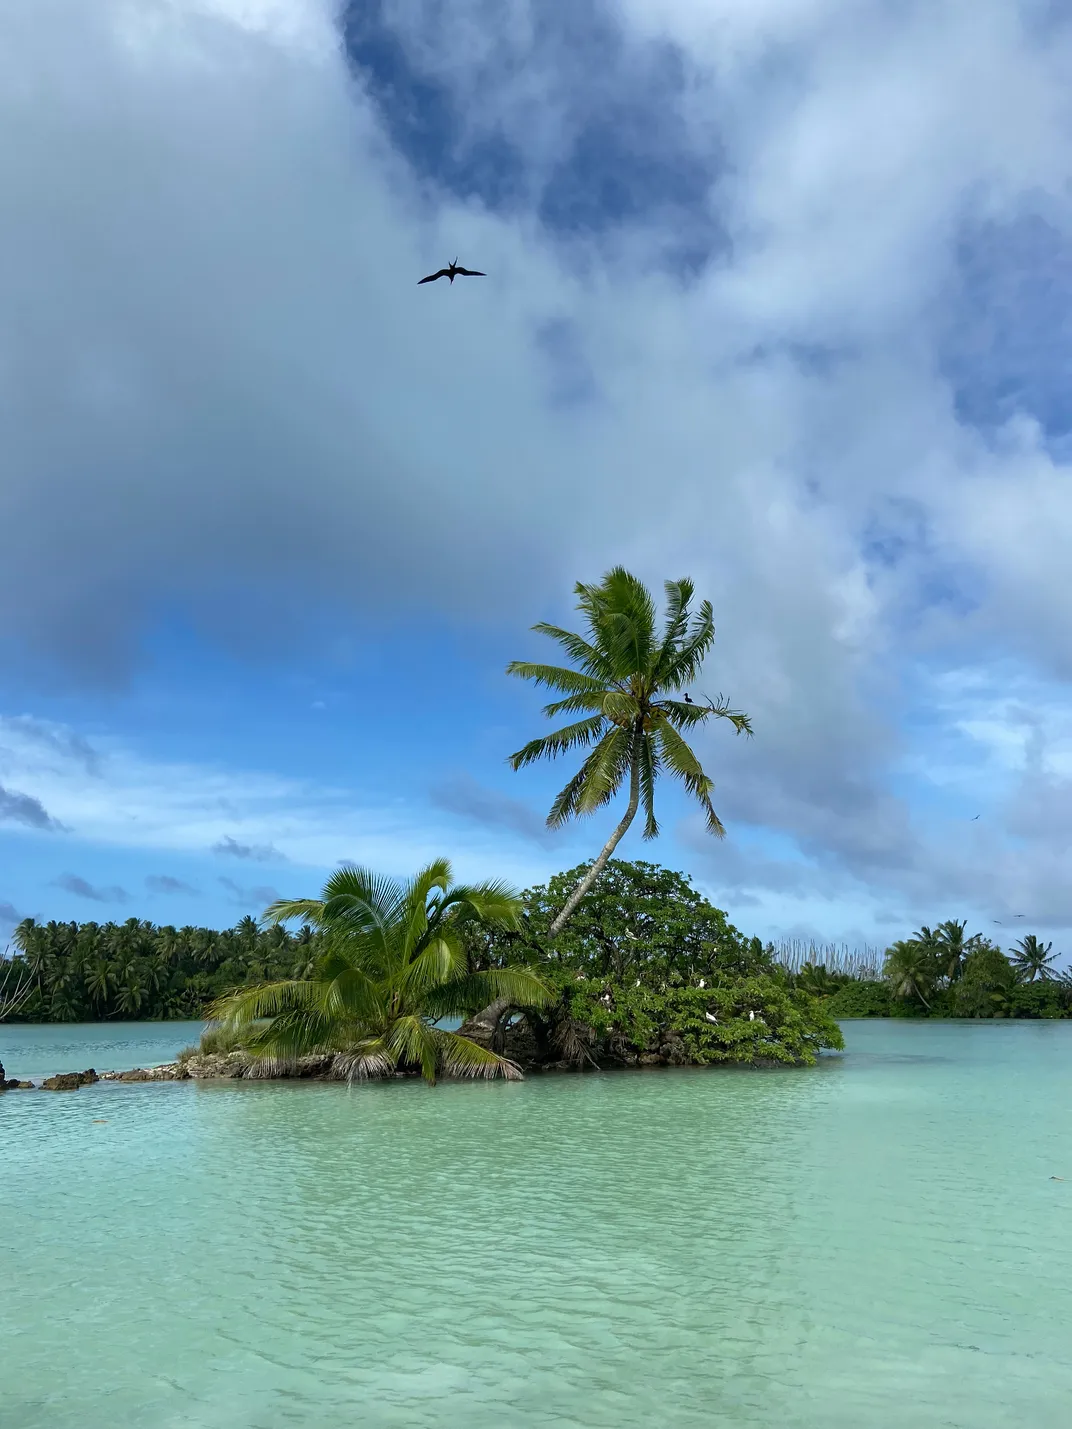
[2,884,1070,1025]
[789,920,1072,1020]
[1,916,320,1022]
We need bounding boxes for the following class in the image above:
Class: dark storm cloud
[1,716,101,774]
[212,835,287,864]
[145,874,199,895]
[0,783,65,831]
[218,876,280,909]
[52,872,128,903]
[430,773,560,847]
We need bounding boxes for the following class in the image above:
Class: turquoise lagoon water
[2,1020,1071,1428]
[0,1020,205,1081]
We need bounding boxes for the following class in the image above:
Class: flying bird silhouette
[971,814,981,821]
[418,258,486,285]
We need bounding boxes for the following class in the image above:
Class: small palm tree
[883,939,933,1010]
[508,568,751,934]
[210,860,551,1084]
[1011,934,1058,982]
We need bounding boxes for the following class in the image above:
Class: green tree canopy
[481,859,770,986]
[953,941,1015,1018]
[508,568,751,933]
[3,915,313,1023]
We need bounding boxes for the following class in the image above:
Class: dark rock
[41,1069,99,1091]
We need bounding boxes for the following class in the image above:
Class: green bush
[826,980,891,1018]
[1007,981,1071,1019]
[953,944,1015,1018]
[527,970,844,1068]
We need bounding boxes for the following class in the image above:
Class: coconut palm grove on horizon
[5,3,1072,1423]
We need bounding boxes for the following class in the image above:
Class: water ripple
[3,1022,1072,1427]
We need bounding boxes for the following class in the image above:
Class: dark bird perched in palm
[508,568,752,935]
[418,258,486,285]
[209,860,549,1084]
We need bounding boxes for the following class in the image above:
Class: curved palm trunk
[465,752,640,1043]
[549,751,640,937]
[458,995,515,1052]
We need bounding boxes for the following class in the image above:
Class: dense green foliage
[825,980,892,1018]
[473,860,770,982]
[512,965,843,1069]
[875,921,1072,1019]
[211,860,550,1084]
[462,861,842,1068]
[508,569,751,932]
[953,943,1016,1018]
[7,860,1069,1045]
[1,915,319,1022]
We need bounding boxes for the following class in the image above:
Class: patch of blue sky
[339,0,720,272]
[941,209,1072,451]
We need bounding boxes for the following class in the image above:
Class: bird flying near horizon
[418,258,486,285]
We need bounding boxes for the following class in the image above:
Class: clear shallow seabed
[2,1020,1071,1429]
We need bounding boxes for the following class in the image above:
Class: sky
[2,0,1072,955]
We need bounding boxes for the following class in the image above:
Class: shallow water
[2,1020,1071,1428]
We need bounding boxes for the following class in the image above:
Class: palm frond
[578,568,657,677]
[547,727,630,826]
[399,859,452,960]
[209,978,324,1028]
[652,577,694,680]
[541,691,609,718]
[243,1007,340,1062]
[527,624,617,682]
[504,662,609,697]
[509,716,606,769]
[434,1029,523,1081]
[662,695,752,737]
[442,881,523,929]
[331,1038,397,1082]
[575,726,634,816]
[387,1015,441,1083]
[424,965,552,1020]
[658,600,716,689]
[321,865,408,928]
[261,898,326,928]
[400,932,468,1001]
[638,736,659,839]
[322,964,386,1024]
[657,723,725,836]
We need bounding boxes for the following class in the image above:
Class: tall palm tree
[883,939,933,1010]
[1010,934,1058,982]
[932,919,982,983]
[508,568,751,934]
[210,860,551,1084]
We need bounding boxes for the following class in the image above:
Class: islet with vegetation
[2,570,1068,1085]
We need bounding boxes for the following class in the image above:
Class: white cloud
[0,715,561,889]
[3,0,1072,936]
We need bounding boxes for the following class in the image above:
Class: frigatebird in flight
[418,258,485,285]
